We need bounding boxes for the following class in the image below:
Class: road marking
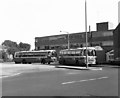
[67,72,81,75]
[0,73,21,78]
[62,76,109,85]
[97,76,108,79]
[90,68,102,70]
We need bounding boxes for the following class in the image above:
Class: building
[113,23,120,59]
[35,22,114,54]
[118,1,120,23]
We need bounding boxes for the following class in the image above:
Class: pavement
[55,63,120,70]
[56,65,102,70]
[0,62,59,78]
[1,62,120,78]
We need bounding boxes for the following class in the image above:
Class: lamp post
[60,31,70,50]
[85,0,88,68]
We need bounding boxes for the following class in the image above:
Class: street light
[85,0,88,68]
[60,31,70,50]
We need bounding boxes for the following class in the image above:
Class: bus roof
[60,47,96,52]
[15,50,56,53]
[78,47,96,50]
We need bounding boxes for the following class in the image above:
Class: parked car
[110,57,120,65]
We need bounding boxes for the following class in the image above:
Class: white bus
[58,47,96,66]
[14,50,57,64]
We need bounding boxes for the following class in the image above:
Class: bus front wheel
[41,59,46,64]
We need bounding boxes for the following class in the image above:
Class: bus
[58,47,96,66]
[13,50,57,64]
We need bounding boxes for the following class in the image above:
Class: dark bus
[14,50,57,64]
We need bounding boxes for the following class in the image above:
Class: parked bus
[13,50,57,64]
[58,47,96,66]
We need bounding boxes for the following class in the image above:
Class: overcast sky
[0,0,119,49]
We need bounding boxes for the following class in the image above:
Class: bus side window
[52,51,57,57]
[81,50,84,56]
[16,53,19,57]
[75,51,79,56]
[84,50,86,56]
[88,50,91,56]
[72,51,76,56]
[93,50,96,56]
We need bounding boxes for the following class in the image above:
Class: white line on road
[97,76,108,79]
[0,73,21,78]
[62,76,109,85]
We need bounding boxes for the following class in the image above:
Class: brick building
[118,1,120,23]
[35,22,114,53]
[113,23,120,59]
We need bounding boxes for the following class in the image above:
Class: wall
[118,1,120,23]
[113,23,120,58]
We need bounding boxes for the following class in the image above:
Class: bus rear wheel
[15,62,20,64]
[48,61,51,64]
[22,59,27,64]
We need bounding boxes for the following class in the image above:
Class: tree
[2,40,31,56]
[1,50,8,61]
[2,40,19,56]
[2,40,18,48]
[19,42,31,51]
[7,47,19,56]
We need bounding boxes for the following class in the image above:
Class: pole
[68,32,70,50]
[89,25,92,46]
[60,31,70,50]
[85,0,88,68]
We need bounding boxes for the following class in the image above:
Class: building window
[35,46,40,50]
[35,47,36,50]
[102,41,113,46]
[35,39,38,42]
[91,41,101,46]
[103,31,113,36]
[92,31,113,37]
[92,32,103,37]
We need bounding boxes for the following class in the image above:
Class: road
[0,62,119,96]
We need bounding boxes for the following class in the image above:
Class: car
[110,57,120,65]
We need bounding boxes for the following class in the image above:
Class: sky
[0,0,119,50]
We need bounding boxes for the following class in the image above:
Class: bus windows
[83,49,96,56]
[75,50,83,56]
[71,51,75,56]
[15,53,19,57]
[88,50,92,56]
[52,51,57,57]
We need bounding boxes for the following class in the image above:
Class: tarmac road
[1,62,119,96]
